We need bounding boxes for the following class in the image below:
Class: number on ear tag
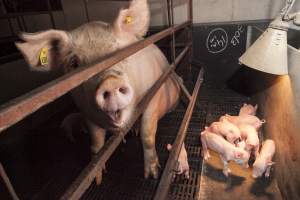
[39,47,48,65]
[125,16,133,24]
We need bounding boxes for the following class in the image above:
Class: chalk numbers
[206,25,244,54]
[206,28,228,54]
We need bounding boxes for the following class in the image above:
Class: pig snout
[96,77,134,124]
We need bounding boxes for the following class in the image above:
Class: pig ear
[15,30,71,71]
[167,144,172,151]
[254,104,258,111]
[113,0,150,37]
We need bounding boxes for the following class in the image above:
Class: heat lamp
[239,0,300,75]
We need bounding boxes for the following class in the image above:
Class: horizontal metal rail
[153,67,204,200]
[0,11,51,20]
[60,45,190,200]
[0,21,190,133]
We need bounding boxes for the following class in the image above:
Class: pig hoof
[95,170,103,185]
[144,159,160,179]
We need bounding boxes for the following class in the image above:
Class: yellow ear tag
[39,47,48,66]
[125,16,133,24]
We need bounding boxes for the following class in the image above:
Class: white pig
[238,124,260,158]
[201,130,250,176]
[220,114,266,130]
[239,103,258,116]
[252,139,275,178]
[16,0,180,181]
[206,119,241,144]
[167,142,189,179]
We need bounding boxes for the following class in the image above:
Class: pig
[167,143,189,179]
[220,114,266,130]
[239,103,258,116]
[252,139,276,178]
[238,124,260,158]
[15,0,180,181]
[206,118,241,145]
[201,130,250,176]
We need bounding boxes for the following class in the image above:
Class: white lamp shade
[239,27,288,75]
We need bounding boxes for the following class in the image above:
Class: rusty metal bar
[0,162,20,200]
[60,45,190,200]
[0,21,190,133]
[153,67,204,200]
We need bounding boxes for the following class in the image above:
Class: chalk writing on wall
[206,28,228,54]
[231,25,244,46]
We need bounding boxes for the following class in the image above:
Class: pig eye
[103,91,110,99]
[119,87,128,94]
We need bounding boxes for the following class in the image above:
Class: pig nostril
[103,91,110,99]
[119,87,128,94]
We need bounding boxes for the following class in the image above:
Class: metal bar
[172,70,192,101]
[170,0,176,63]
[60,46,190,200]
[0,21,190,133]
[46,0,56,29]
[83,0,90,22]
[153,67,204,200]
[0,162,20,200]
[0,11,51,20]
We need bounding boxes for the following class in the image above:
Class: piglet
[201,130,250,176]
[252,139,275,178]
[220,114,266,130]
[167,142,189,179]
[238,124,260,158]
[239,103,258,116]
[206,118,241,145]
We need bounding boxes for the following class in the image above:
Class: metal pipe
[0,21,190,133]
[153,67,204,200]
[60,46,190,200]
[0,162,20,200]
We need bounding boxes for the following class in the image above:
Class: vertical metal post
[46,0,56,29]
[83,0,90,22]
[187,0,193,81]
[167,0,176,63]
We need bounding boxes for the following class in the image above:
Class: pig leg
[201,132,210,160]
[140,112,160,179]
[86,120,106,185]
[220,155,230,177]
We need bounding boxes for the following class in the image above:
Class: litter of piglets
[200,103,275,178]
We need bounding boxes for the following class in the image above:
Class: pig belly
[205,133,229,155]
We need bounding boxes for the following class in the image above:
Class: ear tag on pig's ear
[39,47,48,66]
[125,16,133,24]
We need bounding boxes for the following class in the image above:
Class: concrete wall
[61,0,300,27]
